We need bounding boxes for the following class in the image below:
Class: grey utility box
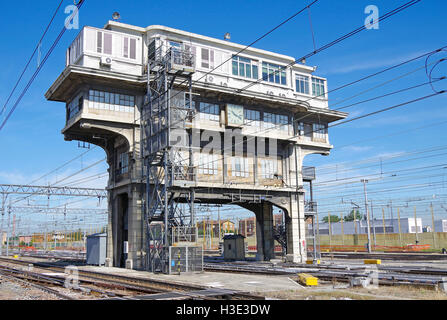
[223,234,245,261]
[86,233,107,266]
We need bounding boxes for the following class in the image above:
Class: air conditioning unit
[100,56,113,66]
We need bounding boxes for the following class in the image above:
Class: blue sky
[0,0,446,232]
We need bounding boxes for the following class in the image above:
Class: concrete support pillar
[127,185,144,270]
[285,195,307,263]
[254,202,274,261]
[106,191,114,265]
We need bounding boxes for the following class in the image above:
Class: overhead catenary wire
[235,0,422,94]
[0,0,65,118]
[0,0,87,132]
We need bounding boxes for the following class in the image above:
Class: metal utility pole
[218,206,221,242]
[361,179,372,253]
[430,203,437,249]
[370,200,376,247]
[6,201,11,256]
[414,206,419,244]
[1,193,5,256]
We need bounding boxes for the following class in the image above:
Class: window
[198,153,219,175]
[198,102,220,121]
[260,159,278,179]
[244,109,261,128]
[312,78,326,98]
[313,123,327,140]
[89,90,135,113]
[184,44,197,68]
[232,157,249,177]
[277,114,288,132]
[232,56,259,79]
[118,152,129,175]
[97,31,112,55]
[201,48,214,69]
[67,95,83,121]
[97,31,102,53]
[297,122,305,136]
[295,74,310,94]
[264,112,289,131]
[264,112,275,129]
[123,37,137,60]
[262,62,287,85]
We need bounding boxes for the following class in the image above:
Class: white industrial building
[46,20,347,271]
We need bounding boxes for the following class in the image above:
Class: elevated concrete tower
[46,21,347,270]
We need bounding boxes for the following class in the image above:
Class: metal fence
[168,246,203,274]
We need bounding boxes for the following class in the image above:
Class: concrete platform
[77,265,304,293]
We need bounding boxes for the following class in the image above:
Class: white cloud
[321,51,427,75]
[340,145,373,153]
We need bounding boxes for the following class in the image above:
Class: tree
[322,215,341,223]
[344,210,364,222]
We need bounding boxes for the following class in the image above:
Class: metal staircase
[141,39,197,273]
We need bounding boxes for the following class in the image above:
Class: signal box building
[46,20,347,270]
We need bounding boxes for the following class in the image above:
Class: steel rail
[0,257,263,300]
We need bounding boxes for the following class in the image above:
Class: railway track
[0,257,263,300]
[321,251,447,261]
[0,267,75,300]
[203,261,447,289]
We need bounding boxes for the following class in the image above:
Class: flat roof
[104,21,315,72]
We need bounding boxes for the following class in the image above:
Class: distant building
[1,232,6,244]
[310,218,424,235]
[19,236,32,244]
[197,219,235,235]
[434,220,447,232]
[239,217,256,237]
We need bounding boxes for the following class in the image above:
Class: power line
[0,0,87,132]
[329,91,445,128]
[0,0,65,117]
[236,0,422,94]
[316,145,447,176]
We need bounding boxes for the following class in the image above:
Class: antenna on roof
[112,12,121,21]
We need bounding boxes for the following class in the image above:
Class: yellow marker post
[364,259,381,264]
[298,273,318,286]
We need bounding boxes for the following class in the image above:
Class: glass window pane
[104,33,112,55]
[130,39,136,59]
[252,65,258,79]
[232,61,238,75]
[262,67,268,81]
[246,64,251,78]
[239,63,245,77]
[97,32,102,53]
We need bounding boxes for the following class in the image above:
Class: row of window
[169,41,326,97]
[89,90,135,113]
[198,154,280,179]
[297,122,328,140]
[198,153,219,175]
[197,102,290,132]
[67,95,83,121]
[232,55,326,96]
[295,75,326,97]
[198,102,220,121]
[96,31,137,60]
